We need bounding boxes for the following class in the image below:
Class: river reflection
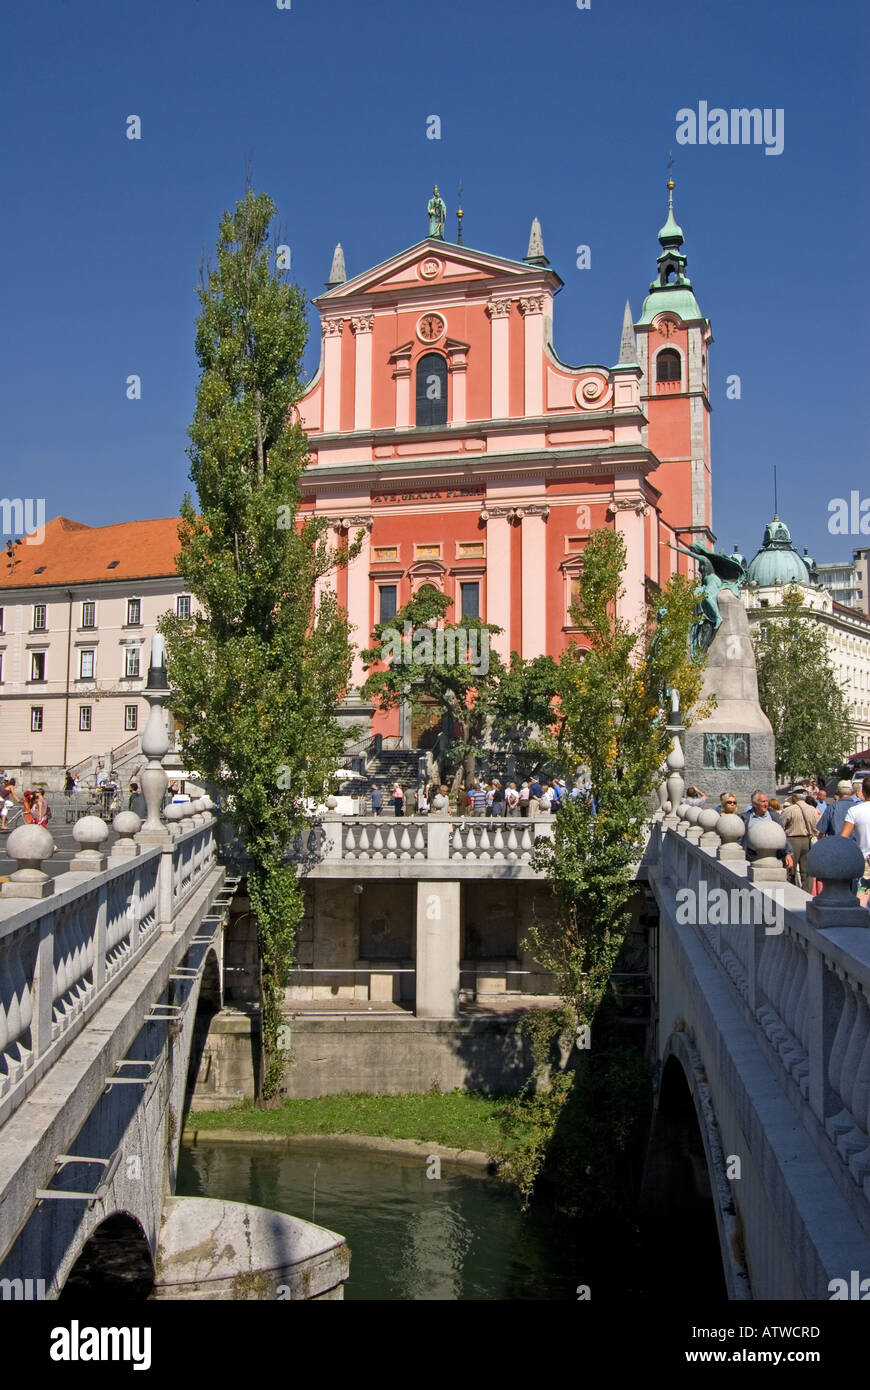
[177,1138,601,1301]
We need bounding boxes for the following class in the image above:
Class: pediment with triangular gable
[313,239,561,306]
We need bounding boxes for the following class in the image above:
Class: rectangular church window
[378,586,398,623]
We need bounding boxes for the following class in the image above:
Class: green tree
[160,186,357,1097]
[754,586,854,780]
[494,529,704,1205]
[490,652,561,776]
[527,527,707,1030]
[360,585,505,791]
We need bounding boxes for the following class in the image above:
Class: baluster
[827,976,857,1138]
[12,936,33,1071]
[506,828,518,860]
[464,828,477,861]
[520,828,533,860]
[399,828,411,859]
[0,940,10,1089]
[478,828,491,859]
[782,937,805,1037]
[52,915,73,1030]
[827,981,862,1141]
[4,938,24,1082]
[413,828,425,860]
[493,827,505,859]
[344,826,357,858]
[372,827,384,859]
[385,828,398,859]
[69,913,88,1007]
[452,828,463,855]
[358,827,370,858]
[845,1021,870,1181]
[837,992,870,1157]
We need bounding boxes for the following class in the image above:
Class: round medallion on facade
[419,258,442,280]
[416,311,446,343]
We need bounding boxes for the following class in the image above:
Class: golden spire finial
[667,151,675,203]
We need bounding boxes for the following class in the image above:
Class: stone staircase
[363,749,425,813]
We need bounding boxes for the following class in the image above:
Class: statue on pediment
[427,186,446,240]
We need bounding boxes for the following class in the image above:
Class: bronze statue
[669,542,746,660]
[428,185,446,240]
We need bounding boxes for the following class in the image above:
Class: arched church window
[416,354,448,426]
[656,349,681,383]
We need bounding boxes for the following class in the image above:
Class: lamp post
[136,633,171,842]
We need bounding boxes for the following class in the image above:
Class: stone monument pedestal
[682,589,776,803]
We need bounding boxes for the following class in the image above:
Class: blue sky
[1,0,867,564]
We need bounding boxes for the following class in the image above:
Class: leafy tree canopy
[753,586,854,780]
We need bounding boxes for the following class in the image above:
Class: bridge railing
[651,816,870,1214]
[334,815,553,864]
[0,812,218,1127]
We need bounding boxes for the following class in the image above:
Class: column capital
[486,296,512,319]
[350,313,374,335]
[322,316,345,338]
[518,294,544,315]
[607,496,649,517]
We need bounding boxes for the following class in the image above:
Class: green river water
[176,1137,626,1301]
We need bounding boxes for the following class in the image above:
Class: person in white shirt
[842,776,870,857]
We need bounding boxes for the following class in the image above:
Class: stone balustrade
[0,810,217,1126]
[317,814,554,875]
[651,820,870,1216]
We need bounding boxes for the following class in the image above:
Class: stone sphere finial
[807,836,865,890]
[73,815,110,851]
[71,814,110,873]
[746,817,786,857]
[113,810,141,838]
[3,824,55,898]
[716,812,745,846]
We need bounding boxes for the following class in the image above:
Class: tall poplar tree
[161,187,356,1096]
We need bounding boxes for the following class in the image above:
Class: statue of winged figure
[669,542,747,660]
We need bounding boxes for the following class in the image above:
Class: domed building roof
[746,516,812,587]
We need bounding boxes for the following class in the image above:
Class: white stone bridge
[643,808,870,1300]
[0,806,348,1300]
[4,789,870,1301]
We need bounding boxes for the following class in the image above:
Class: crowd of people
[0,776,57,850]
[366,775,592,819]
[684,775,870,904]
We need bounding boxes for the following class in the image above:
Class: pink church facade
[296,187,714,742]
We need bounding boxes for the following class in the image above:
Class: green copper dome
[746,517,811,587]
[658,207,684,243]
[637,287,704,325]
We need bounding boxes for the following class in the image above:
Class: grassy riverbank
[184,1090,509,1153]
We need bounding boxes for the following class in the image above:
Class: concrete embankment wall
[189,1012,542,1105]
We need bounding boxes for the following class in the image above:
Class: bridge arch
[58,1211,154,1299]
[642,1030,750,1299]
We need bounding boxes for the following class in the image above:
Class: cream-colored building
[0,516,192,787]
[739,517,870,756]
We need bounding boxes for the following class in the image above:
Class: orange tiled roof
[0,516,183,589]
